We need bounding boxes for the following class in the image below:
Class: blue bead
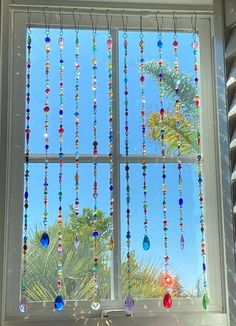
[159,73,163,78]
[157,40,163,48]
[45,145,49,150]
[24,191,28,199]
[203,263,206,271]
[92,231,99,237]
[142,235,150,250]
[40,232,50,248]
[54,295,64,311]
[179,198,183,205]
[126,231,131,239]
[45,36,50,43]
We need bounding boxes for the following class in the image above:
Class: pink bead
[173,40,179,47]
[107,39,113,49]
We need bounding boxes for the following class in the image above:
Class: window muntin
[4,12,224,321]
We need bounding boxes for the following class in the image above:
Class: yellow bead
[109,236,115,250]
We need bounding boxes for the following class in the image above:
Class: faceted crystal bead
[91,300,101,310]
[202,292,209,310]
[19,297,28,313]
[74,235,80,250]
[54,295,64,311]
[40,232,50,248]
[163,292,172,309]
[191,41,198,49]
[180,234,185,249]
[157,40,163,48]
[125,294,134,311]
[107,39,113,49]
[142,234,150,250]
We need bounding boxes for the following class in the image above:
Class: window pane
[119,31,197,155]
[120,163,202,298]
[24,163,111,301]
[29,28,109,154]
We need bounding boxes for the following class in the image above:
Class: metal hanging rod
[10,4,213,18]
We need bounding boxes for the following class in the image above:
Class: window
[3,8,228,325]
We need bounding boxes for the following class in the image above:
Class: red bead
[44,106,50,113]
[59,128,64,134]
[160,108,165,115]
[23,244,27,251]
[163,292,172,309]
[173,40,179,47]
[140,76,145,82]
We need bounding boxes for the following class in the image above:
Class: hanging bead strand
[139,19,150,251]
[107,28,114,251]
[40,27,51,249]
[54,26,65,312]
[91,28,100,311]
[74,28,80,250]
[123,30,134,312]
[191,30,209,310]
[19,26,32,313]
[158,32,173,310]
[173,30,184,249]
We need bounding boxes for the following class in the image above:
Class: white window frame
[1,5,229,326]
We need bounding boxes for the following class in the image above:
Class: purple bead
[125,294,134,311]
[180,234,185,249]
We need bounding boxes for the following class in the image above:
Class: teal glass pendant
[142,234,150,250]
[202,292,209,310]
[54,295,64,311]
[40,232,50,248]
[19,297,28,313]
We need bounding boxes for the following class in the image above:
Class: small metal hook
[121,11,128,33]
[59,9,63,31]
[27,6,31,29]
[191,12,197,34]
[173,11,177,34]
[90,9,98,32]
[140,12,143,34]
[73,8,81,32]
[106,10,112,33]
[155,11,163,35]
[43,7,51,32]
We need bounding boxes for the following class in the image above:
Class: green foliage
[25,208,184,302]
[145,61,199,154]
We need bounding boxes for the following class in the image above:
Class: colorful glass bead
[192,41,198,49]
[40,232,50,248]
[19,297,28,313]
[125,294,134,311]
[180,234,185,249]
[91,300,101,311]
[202,293,209,310]
[163,292,172,309]
[74,234,80,250]
[54,295,64,311]
[107,39,113,49]
[109,235,115,250]
[157,39,163,48]
[142,234,150,250]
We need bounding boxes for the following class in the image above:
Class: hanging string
[90,14,100,311]
[54,13,65,312]
[39,10,51,250]
[106,12,115,251]
[139,14,150,251]
[157,15,173,309]
[19,17,32,313]
[172,15,184,249]
[73,12,81,250]
[123,15,134,312]
[191,15,209,310]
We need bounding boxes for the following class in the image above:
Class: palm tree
[145,61,198,154]
[25,208,184,301]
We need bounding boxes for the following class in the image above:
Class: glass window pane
[24,163,111,301]
[120,163,202,298]
[29,28,109,154]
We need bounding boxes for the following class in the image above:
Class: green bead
[202,293,209,310]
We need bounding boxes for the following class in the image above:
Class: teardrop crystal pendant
[180,234,185,250]
[109,235,115,251]
[142,234,150,250]
[19,297,28,313]
[54,295,64,312]
[40,232,50,248]
[163,292,172,309]
[202,292,209,310]
[91,300,101,311]
[125,294,134,311]
[74,234,80,250]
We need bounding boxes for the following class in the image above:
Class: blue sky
[26,28,202,295]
